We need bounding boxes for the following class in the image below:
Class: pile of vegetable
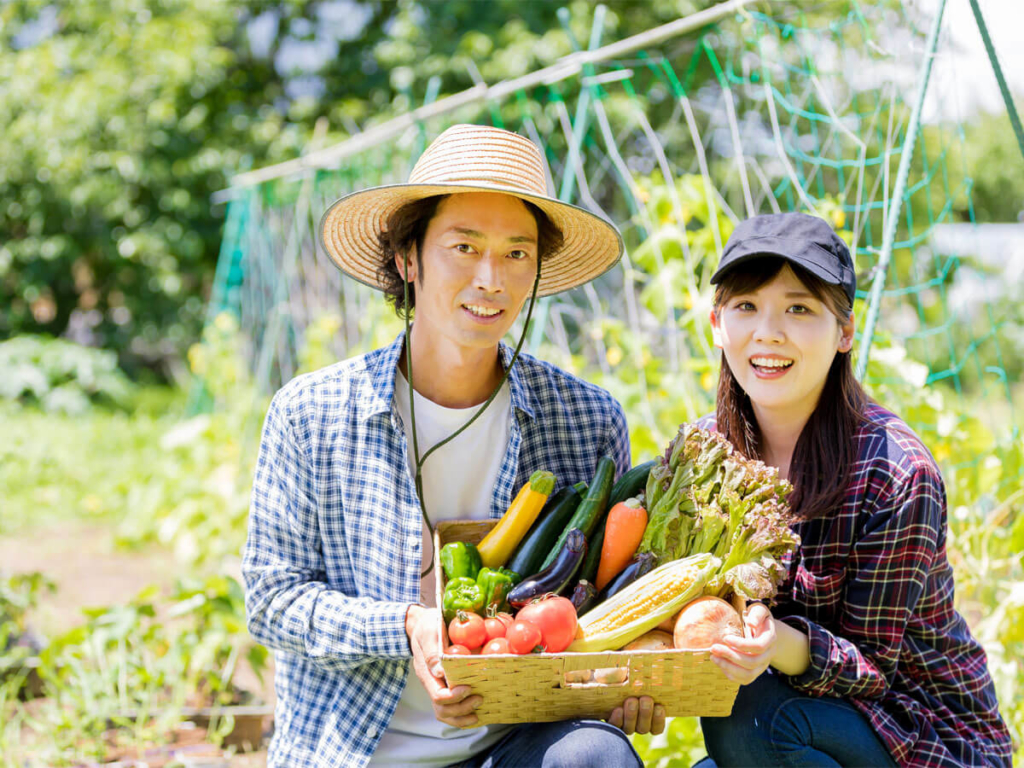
[639,423,800,601]
[438,424,801,663]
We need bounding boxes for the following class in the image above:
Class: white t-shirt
[369,367,514,767]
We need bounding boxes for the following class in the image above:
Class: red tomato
[481,637,511,655]
[445,644,472,655]
[515,596,578,653]
[491,611,514,630]
[483,617,508,641]
[448,611,487,650]
[506,619,544,654]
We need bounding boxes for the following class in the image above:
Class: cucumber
[577,521,605,585]
[541,456,616,570]
[607,460,656,508]
[505,482,585,578]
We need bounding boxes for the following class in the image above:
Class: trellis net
[200,1,1020,493]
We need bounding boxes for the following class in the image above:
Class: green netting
[200,1,1020,486]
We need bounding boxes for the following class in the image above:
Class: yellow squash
[477,470,555,569]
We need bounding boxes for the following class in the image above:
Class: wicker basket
[434,519,742,725]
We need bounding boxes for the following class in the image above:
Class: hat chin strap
[402,251,542,580]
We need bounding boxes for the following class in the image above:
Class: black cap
[710,212,856,304]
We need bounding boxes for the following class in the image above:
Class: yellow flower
[701,371,715,391]
[831,209,846,229]
[606,347,623,367]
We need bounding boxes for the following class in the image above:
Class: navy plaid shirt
[703,404,1012,767]
[242,332,630,768]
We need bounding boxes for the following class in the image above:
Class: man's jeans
[695,670,897,767]
[451,719,643,768]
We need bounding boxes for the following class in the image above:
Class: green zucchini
[505,482,585,578]
[541,456,616,570]
[577,521,605,585]
[607,460,656,508]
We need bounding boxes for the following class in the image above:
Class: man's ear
[838,311,855,353]
[710,308,723,349]
[394,245,417,285]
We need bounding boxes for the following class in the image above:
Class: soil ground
[1,522,275,766]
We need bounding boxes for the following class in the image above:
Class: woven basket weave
[435,520,742,725]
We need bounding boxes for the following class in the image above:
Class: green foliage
[0,334,135,413]
[3,575,262,764]
[0,572,54,672]
[941,110,1024,223]
[0,0,729,376]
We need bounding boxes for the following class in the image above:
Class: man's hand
[709,602,777,685]
[405,605,481,728]
[608,695,666,735]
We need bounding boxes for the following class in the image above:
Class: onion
[672,596,743,649]
[623,629,674,651]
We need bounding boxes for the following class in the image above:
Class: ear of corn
[567,553,719,653]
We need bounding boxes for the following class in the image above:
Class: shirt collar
[363,331,537,422]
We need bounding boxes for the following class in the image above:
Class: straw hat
[318,124,623,296]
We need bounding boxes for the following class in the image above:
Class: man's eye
[454,243,473,253]
[508,249,529,260]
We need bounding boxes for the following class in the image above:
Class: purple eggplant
[508,528,587,609]
[593,551,657,605]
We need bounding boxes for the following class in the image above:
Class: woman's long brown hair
[713,258,869,521]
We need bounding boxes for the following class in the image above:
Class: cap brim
[319,183,623,297]
[710,237,848,291]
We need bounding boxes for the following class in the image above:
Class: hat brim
[709,237,854,301]
[319,182,623,297]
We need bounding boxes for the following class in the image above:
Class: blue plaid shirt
[242,332,631,767]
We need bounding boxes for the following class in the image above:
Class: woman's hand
[709,602,777,685]
[608,695,666,735]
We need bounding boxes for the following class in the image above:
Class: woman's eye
[789,304,811,314]
[735,301,755,311]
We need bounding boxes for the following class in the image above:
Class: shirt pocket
[792,564,846,626]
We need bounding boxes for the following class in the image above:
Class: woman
[693,212,1012,767]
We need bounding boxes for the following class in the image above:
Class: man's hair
[375,195,565,318]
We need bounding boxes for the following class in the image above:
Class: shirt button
[407,535,420,550]
[367,726,378,738]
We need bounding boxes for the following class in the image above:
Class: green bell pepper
[477,567,520,614]
[439,542,482,582]
[442,577,484,622]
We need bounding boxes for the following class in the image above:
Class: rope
[403,250,543,579]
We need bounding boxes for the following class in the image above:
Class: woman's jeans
[451,719,643,768]
[695,670,897,767]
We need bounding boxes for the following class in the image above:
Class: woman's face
[710,264,855,423]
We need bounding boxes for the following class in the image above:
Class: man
[243,124,664,767]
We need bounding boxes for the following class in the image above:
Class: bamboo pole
[211,0,757,201]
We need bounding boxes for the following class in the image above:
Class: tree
[0,0,719,378]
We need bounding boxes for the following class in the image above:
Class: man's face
[397,192,540,352]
